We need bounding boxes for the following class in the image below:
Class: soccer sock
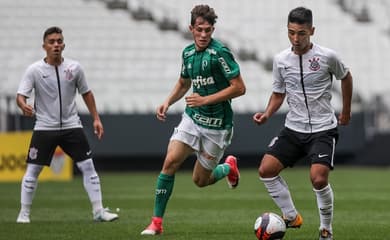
[20,164,43,213]
[314,184,334,232]
[211,163,230,182]
[260,176,298,220]
[76,159,103,213]
[153,173,175,218]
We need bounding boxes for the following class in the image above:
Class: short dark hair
[288,7,313,26]
[190,5,218,26]
[43,26,62,41]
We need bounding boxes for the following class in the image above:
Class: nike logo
[86,150,92,156]
[42,75,49,78]
[318,154,328,158]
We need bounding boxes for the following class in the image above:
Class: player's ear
[311,26,315,36]
[62,43,66,50]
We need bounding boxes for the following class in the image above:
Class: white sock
[314,184,334,232]
[260,176,298,220]
[20,164,43,213]
[76,159,103,213]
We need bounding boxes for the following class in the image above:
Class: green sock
[153,173,175,217]
[212,163,231,182]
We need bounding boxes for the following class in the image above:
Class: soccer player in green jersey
[141,4,246,235]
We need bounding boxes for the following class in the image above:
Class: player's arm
[338,71,353,125]
[156,77,191,121]
[185,74,246,107]
[16,94,34,117]
[82,91,104,139]
[253,92,285,125]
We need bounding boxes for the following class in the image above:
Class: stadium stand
[1,0,389,117]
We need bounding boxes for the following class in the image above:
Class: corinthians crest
[308,57,320,71]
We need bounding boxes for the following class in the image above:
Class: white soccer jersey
[272,43,349,133]
[17,58,90,130]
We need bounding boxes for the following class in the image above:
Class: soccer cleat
[93,208,119,222]
[283,213,303,228]
[16,211,30,223]
[224,155,240,189]
[319,228,333,240]
[141,217,163,235]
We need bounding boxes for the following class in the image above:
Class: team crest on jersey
[29,147,38,160]
[64,68,74,80]
[308,57,320,71]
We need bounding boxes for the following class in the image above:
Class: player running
[141,4,246,235]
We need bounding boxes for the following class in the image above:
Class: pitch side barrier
[6,112,372,170]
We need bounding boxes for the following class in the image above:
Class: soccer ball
[254,212,286,240]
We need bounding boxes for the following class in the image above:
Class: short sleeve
[217,48,240,80]
[17,65,36,98]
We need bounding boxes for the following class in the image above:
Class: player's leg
[17,130,54,223]
[192,127,239,188]
[259,128,304,228]
[259,154,302,227]
[17,163,44,223]
[61,128,118,222]
[311,164,333,239]
[141,140,193,235]
[309,129,337,239]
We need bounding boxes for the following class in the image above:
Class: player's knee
[311,176,328,189]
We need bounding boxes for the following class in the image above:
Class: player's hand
[93,120,104,140]
[253,112,268,125]
[21,104,35,117]
[156,103,169,121]
[185,93,206,107]
[338,112,351,125]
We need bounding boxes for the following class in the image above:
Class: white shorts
[170,113,233,170]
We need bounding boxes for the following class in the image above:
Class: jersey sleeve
[328,50,349,80]
[75,63,90,94]
[217,48,240,80]
[17,64,36,98]
[272,55,286,93]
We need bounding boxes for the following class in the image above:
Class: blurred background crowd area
[0,0,389,167]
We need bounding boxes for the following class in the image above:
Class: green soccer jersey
[181,39,240,130]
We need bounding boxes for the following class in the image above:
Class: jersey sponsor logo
[193,113,223,128]
[218,57,231,74]
[192,76,215,89]
[309,57,321,71]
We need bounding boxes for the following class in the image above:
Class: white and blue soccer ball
[254,212,286,240]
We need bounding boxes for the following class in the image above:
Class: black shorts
[265,127,339,169]
[26,128,92,166]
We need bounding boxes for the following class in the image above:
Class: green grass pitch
[0,167,389,240]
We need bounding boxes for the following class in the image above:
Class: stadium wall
[6,112,387,171]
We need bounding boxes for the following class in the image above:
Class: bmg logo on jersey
[192,76,215,89]
[218,57,231,73]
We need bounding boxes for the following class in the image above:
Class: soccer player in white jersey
[252,7,353,240]
[16,26,118,223]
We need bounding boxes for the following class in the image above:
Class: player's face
[42,33,65,59]
[287,22,314,55]
[189,17,214,51]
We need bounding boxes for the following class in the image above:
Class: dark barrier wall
[10,112,374,170]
